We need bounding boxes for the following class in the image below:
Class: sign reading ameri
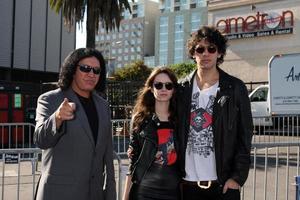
[216,10,294,40]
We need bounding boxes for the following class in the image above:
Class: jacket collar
[183,67,233,92]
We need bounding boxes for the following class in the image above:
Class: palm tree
[50,0,131,48]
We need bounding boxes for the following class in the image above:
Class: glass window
[197,0,206,7]
[250,87,268,102]
[160,16,168,27]
[175,15,184,24]
[138,5,144,17]
[191,12,201,32]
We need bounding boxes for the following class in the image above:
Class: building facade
[208,0,300,82]
[155,0,208,66]
[0,0,76,82]
[96,0,159,74]
[0,0,75,125]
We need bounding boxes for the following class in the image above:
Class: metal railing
[112,119,131,155]
[1,117,300,200]
[0,148,41,200]
[241,143,300,200]
[0,149,122,200]
[252,115,300,144]
[0,123,35,149]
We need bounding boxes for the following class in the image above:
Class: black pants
[129,183,179,200]
[181,182,240,200]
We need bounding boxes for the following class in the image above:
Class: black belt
[181,179,219,189]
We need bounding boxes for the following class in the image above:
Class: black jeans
[181,182,240,200]
[129,183,179,200]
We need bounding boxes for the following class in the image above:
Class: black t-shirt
[76,94,99,143]
[139,121,181,190]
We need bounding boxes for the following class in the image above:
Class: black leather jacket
[128,115,180,184]
[177,68,253,186]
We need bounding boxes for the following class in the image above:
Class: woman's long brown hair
[131,67,178,133]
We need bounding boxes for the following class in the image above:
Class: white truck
[249,53,300,127]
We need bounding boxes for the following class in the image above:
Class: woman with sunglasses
[122,67,181,200]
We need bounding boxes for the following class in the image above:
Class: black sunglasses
[78,64,101,75]
[195,45,217,54]
[153,82,174,90]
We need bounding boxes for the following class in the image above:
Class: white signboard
[268,53,300,115]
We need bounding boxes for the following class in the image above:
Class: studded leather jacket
[128,115,180,184]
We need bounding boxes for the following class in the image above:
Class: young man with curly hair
[177,26,253,200]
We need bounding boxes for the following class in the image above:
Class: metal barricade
[252,115,300,144]
[112,119,131,154]
[2,118,299,200]
[0,149,123,200]
[241,142,300,200]
[113,151,122,200]
[0,148,41,200]
[0,123,36,150]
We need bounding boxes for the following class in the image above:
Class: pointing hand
[55,98,76,128]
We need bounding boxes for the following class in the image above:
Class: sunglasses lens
[165,83,174,90]
[78,65,101,75]
[154,82,174,90]
[195,46,217,54]
[79,65,92,73]
[92,68,101,75]
[195,47,205,54]
[207,46,217,53]
[154,83,163,90]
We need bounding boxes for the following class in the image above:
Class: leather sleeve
[127,120,142,175]
[231,81,254,186]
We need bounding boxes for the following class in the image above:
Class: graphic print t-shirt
[184,77,219,181]
[154,122,177,166]
[140,121,181,190]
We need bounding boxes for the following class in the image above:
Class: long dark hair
[58,48,107,93]
[187,25,228,66]
[131,67,178,133]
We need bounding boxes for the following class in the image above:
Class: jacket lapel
[64,88,95,146]
[93,92,107,149]
[213,69,232,122]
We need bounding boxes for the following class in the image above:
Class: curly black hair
[58,48,106,93]
[187,26,228,66]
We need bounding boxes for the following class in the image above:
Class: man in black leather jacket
[177,26,253,200]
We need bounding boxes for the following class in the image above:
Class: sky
[75,0,159,48]
[76,12,87,48]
